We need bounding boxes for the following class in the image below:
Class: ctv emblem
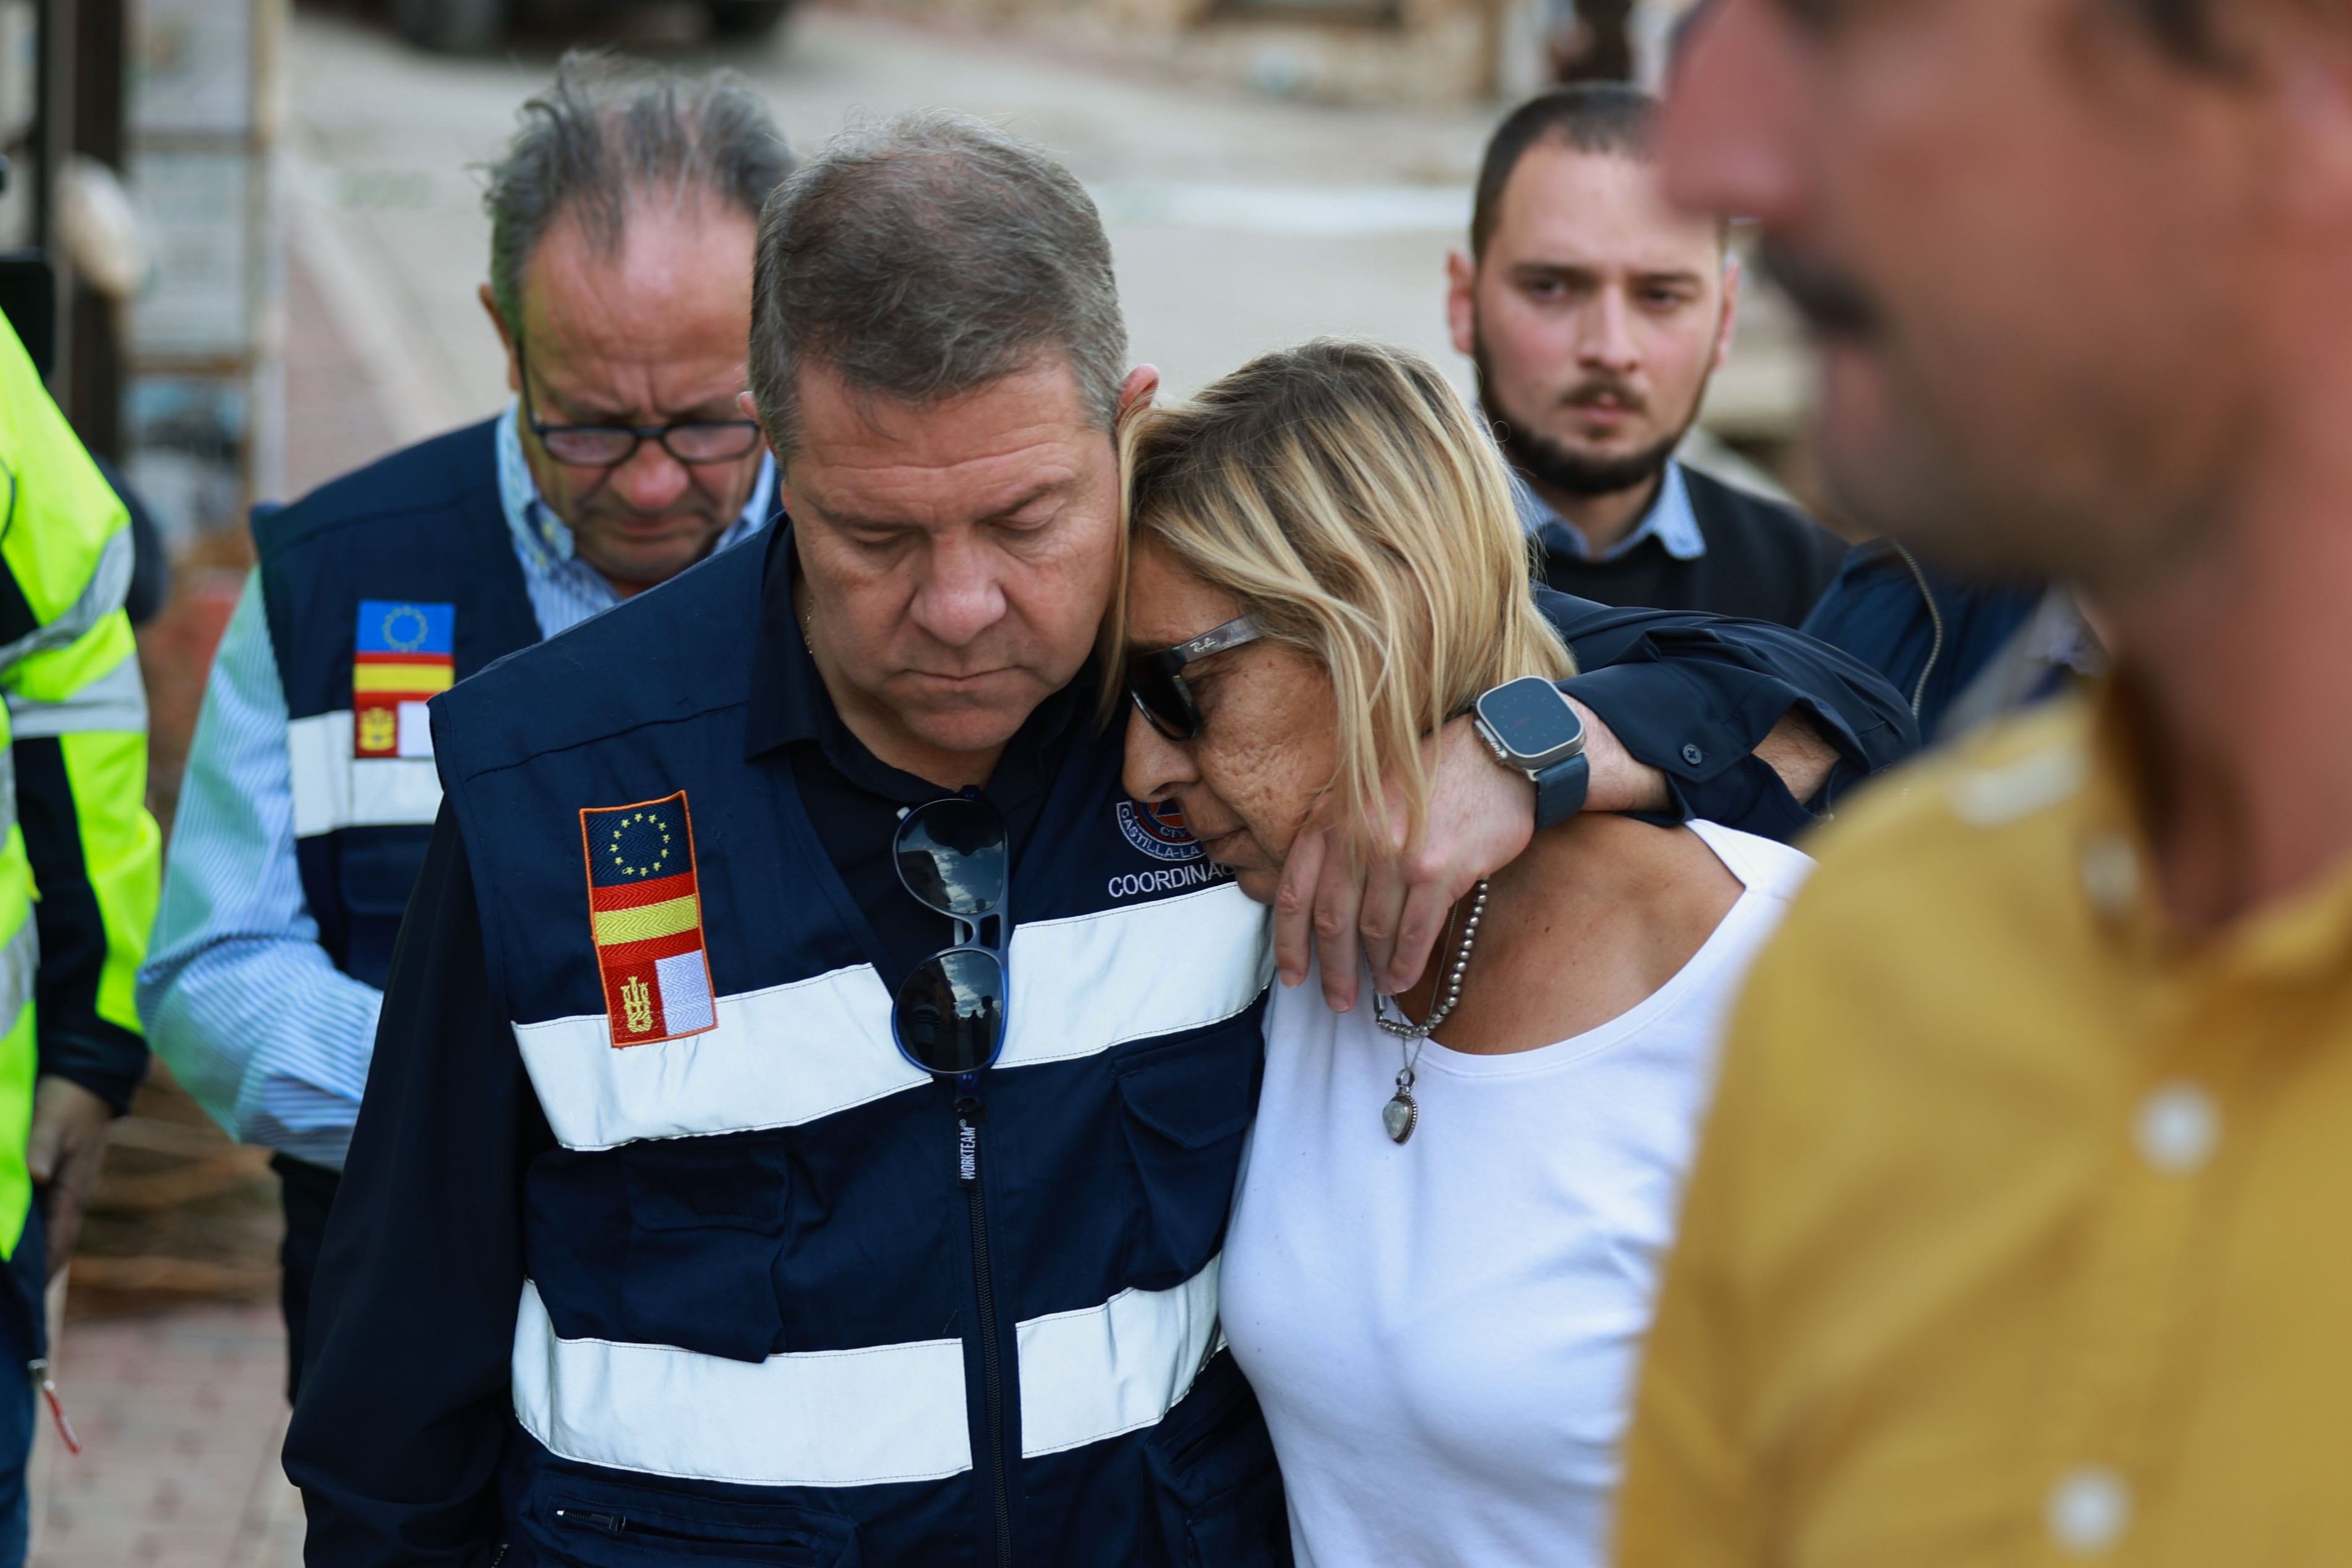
[1117,798,1204,863]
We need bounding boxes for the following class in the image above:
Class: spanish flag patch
[353,600,454,759]
[579,792,717,1048]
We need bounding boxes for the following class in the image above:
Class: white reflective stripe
[1017,1257,1221,1458]
[0,527,134,673]
[0,734,18,842]
[510,1263,1221,1488]
[0,913,38,1038]
[287,710,443,838]
[510,1280,973,1488]
[1001,881,1270,1070]
[4,655,149,738]
[513,880,1272,1151]
[517,963,920,1153]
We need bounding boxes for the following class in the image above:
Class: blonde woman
[1114,339,1812,1567]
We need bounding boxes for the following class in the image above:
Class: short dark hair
[1470,84,1657,262]
[748,111,1126,461]
[482,52,793,331]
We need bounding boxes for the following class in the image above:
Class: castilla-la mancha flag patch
[579,792,717,1048]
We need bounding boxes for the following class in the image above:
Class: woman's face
[1120,539,1339,905]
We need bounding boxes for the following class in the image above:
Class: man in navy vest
[136,54,793,1398]
[1450,85,1849,627]
[286,111,1914,1564]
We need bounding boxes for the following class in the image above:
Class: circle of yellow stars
[609,811,674,879]
[382,605,430,653]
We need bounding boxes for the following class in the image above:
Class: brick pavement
[29,1306,301,1568]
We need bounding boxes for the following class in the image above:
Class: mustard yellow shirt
[1617,693,2352,1567]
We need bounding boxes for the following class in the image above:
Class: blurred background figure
[137,53,788,1409]
[1549,0,1631,82]
[1448,84,1845,626]
[0,313,161,1566]
[389,0,792,53]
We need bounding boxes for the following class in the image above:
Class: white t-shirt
[1221,820,1812,1568]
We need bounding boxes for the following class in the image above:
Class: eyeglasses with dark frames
[516,341,765,469]
[1124,614,1264,743]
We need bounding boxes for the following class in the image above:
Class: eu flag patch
[353,600,455,759]
[579,791,716,1048]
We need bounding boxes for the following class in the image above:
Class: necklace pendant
[1382,1087,1419,1145]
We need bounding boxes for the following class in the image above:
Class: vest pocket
[620,1133,792,1363]
[528,1475,861,1566]
[329,826,433,985]
[1144,1349,1293,1568]
[1112,1020,1264,1291]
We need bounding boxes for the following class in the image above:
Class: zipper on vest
[957,1089,1016,1568]
[554,1508,759,1544]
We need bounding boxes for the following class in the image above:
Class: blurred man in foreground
[1449,84,1845,626]
[0,317,160,1560]
[1619,1,2352,1561]
[136,54,790,1397]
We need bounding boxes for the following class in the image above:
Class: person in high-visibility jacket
[0,315,161,1561]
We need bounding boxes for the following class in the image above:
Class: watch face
[1478,677,1583,764]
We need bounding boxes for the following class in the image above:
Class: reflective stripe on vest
[511,1256,1219,1487]
[514,879,1271,1151]
[0,912,36,1038]
[4,654,148,738]
[287,710,443,838]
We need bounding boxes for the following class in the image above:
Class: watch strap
[1532,749,1591,833]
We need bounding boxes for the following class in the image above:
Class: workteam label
[1107,862,1233,900]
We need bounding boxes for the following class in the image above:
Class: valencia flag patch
[579,792,717,1048]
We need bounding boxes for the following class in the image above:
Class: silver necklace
[1371,880,1489,1144]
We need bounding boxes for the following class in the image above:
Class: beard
[1473,336,1692,500]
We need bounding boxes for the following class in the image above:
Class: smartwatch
[1473,676,1591,833]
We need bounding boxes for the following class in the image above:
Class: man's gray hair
[748,110,1127,458]
[483,51,795,331]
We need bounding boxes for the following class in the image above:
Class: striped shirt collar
[495,401,777,606]
[1509,459,1706,565]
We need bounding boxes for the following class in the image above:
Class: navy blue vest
[253,420,540,987]
[432,535,1289,1566]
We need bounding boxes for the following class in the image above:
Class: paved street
[30,1307,301,1568]
[285,0,1501,453]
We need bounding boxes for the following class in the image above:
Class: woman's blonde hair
[1106,338,1575,858]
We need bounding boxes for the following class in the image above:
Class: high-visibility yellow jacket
[0,318,160,1259]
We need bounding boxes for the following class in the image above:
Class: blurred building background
[3,0,1810,1559]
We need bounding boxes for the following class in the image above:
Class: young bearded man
[1450,84,1848,626]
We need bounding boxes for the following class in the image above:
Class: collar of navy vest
[742,521,1095,805]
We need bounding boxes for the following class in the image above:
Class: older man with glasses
[135,53,792,1400]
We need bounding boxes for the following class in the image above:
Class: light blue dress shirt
[1510,460,1706,565]
[138,407,776,1167]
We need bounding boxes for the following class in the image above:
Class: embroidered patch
[1117,798,1204,863]
[353,600,454,759]
[579,792,717,1049]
